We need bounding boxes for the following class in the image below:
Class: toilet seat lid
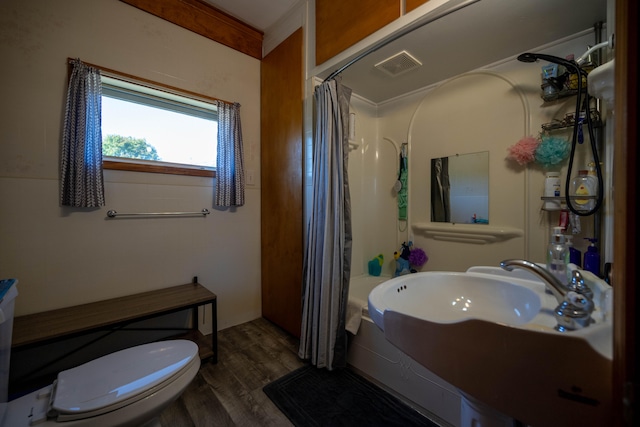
[52,340,198,415]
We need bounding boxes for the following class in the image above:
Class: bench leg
[211,300,218,363]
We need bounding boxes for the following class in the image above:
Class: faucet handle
[554,291,593,331]
[567,270,594,298]
[566,270,594,314]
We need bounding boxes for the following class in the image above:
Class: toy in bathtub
[394,242,428,277]
[394,242,413,276]
[368,254,384,276]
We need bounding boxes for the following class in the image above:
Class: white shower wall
[348,31,607,274]
[348,98,407,277]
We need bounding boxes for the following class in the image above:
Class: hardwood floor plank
[198,352,286,424]
[161,318,302,426]
[158,395,195,427]
[198,360,260,425]
[221,344,272,391]
[248,387,294,427]
[182,373,235,427]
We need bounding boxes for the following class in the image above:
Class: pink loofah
[507,136,540,165]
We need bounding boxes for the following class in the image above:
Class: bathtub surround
[341,30,608,427]
[345,32,604,276]
[347,274,460,425]
[299,79,353,370]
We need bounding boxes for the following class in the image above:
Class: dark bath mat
[263,365,438,426]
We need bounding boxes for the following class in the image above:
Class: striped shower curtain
[299,79,352,370]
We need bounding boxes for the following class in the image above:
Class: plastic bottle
[583,238,601,277]
[566,235,582,267]
[570,170,596,211]
[543,171,561,211]
[547,226,569,284]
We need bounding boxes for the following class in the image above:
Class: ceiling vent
[374,50,422,77]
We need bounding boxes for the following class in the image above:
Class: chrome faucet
[500,259,570,304]
[500,259,594,331]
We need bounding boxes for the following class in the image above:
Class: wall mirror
[431,151,489,224]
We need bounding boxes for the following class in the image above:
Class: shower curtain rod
[323,0,479,82]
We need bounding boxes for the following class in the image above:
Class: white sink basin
[367,267,613,426]
[368,271,543,329]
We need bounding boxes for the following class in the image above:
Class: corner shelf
[541,88,579,102]
[541,108,601,132]
[541,196,597,201]
[540,195,597,212]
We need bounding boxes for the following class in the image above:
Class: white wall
[348,31,604,274]
[0,0,262,331]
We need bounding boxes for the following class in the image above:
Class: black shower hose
[563,63,605,217]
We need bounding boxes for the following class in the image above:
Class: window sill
[103,160,215,178]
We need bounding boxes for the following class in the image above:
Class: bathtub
[345,275,389,334]
[347,274,461,427]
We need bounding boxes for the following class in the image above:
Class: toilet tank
[0,279,18,404]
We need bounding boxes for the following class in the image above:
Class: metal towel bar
[107,209,210,218]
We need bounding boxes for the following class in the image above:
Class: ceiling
[202,0,299,31]
[204,0,608,103]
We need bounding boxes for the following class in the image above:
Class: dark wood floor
[159,317,306,426]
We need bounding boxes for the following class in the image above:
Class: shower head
[516,53,540,63]
[517,52,577,71]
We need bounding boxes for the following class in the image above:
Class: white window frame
[100,74,219,178]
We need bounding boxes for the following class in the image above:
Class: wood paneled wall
[260,28,304,337]
[120,0,263,59]
[406,0,431,13]
[315,0,399,65]
[613,0,639,425]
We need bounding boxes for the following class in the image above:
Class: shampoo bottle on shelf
[570,169,597,211]
[584,238,601,277]
[547,226,569,284]
[543,171,561,211]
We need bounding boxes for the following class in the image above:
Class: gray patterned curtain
[60,59,105,207]
[215,101,245,207]
[299,79,352,370]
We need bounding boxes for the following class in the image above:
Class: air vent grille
[374,51,422,77]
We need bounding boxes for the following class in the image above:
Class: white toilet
[0,279,201,427]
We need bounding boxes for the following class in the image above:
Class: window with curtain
[61,59,245,207]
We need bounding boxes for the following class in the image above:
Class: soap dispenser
[583,238,601,277]
[547,226,569,284]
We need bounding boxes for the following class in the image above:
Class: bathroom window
[101,75,218,177]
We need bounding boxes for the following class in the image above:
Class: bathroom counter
[11,282,218,363]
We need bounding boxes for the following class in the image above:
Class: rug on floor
[263,365,438,427]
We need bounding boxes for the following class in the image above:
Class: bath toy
[394,242,414,276]
[368,254,384,276]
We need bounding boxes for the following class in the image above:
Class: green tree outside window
[103,134,161,161]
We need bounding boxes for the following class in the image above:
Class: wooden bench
[11,282,217,364]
